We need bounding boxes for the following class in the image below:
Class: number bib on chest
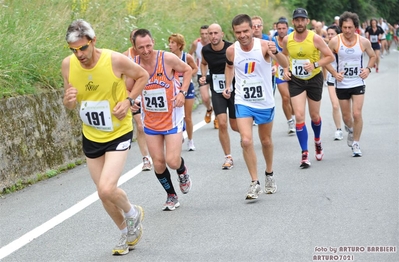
[241,78,265,102]
[343,63,360,79]
[370,35,378,43]
[292,59,310,79]
[212,74,231,93]
[143,88,168,112]
[80,100,113,131]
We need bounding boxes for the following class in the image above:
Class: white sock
[125,205,137,218]
[120,227,128,235]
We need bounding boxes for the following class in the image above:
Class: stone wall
[0,90,84,190]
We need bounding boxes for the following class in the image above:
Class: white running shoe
[245,181,262,200]
[265,175,277,194]
[187,139,196,151]
[288,119,295,135]
[352,143,362,157]
[334,130,343,141]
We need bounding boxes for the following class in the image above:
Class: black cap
[293,8,308,19]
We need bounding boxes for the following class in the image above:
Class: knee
[353,111,362,121]
[166,157,181,170]
[261,137,273,148]
[97,184,115,202]
[240,137,253,148]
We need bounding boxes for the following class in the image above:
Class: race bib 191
[80,100,113,131]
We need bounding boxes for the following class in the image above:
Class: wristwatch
[313,62,320,69]
[179,90,188,97]
[126,97,135,106]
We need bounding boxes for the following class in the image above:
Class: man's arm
[281,35,292,80]
[112,52,149,119]
[186,53,198,77]
[264,40,288,68]
[360,37,376,79]
[164,52,192,107]
[200,53,209,85]
[61,56,78,110]
[223,45,235,97]
[188,39,198,56]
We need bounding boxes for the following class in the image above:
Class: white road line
[0,120,209,260]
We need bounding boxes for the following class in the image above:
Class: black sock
[265,171,274,176]
[176,157,186,174]
[155,168,176,195]
[252,180,260,185]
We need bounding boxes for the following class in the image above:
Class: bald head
[209,23,222,32]
[208,23,224,46]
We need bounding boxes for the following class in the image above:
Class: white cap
[334,16,340,20]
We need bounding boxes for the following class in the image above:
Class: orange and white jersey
[135,51,184,131]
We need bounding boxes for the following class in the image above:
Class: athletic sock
[265,171,274,177]
[120,227,128,235]
[155,168,176,195]
[124,205,138,218]
[296,122,308,151]
[311,117,322,140]
[176,157,186,175]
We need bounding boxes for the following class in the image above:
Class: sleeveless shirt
[233,38,274,109]
[135,51,184,131]
[335,34,365,89]
[69,49,132,143]
[287,30,321,80]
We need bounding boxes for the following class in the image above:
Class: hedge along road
[0,51,398,262]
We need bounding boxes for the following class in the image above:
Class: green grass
[0,0,288,97]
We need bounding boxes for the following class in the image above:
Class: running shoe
[162,194,180,211]
[288,119,296,135]
[352,143,362,157]
[315,142,324,161]
[246,181,262,200]
[204,107,212,123]
[177,167,191,194]
[142,157,152,171]
[187,139,196,151]
[126,205,144,249]
[345,126,354,147]
[112,234,129,255]
[214,119,219,129]
[300,151,311,169]
[334,129,343,141]
[265,175,277,194]
[222,156,234,170]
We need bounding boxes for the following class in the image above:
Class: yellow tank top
[69,49,132,143]
[287,30,321,80]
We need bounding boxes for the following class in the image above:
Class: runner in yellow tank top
[61,19,149,255]
[281,8,334,169]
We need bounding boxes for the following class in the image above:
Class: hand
[283,71,292,81]
[271,65,277,75]
[303,62,314,73]
[112,99,130,120]
[222,88,231,99]
[359,68,370,79]
[131,100,140,113]
[334,71,345,82]
[268,41,277,54]
[172,92,185,108]
[65,83,78,103]
[199,76,207,85]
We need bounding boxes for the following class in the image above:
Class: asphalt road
[0,50,398,262]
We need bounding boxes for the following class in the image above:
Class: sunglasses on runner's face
[253,24,263,29]
[69,40,91,53]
